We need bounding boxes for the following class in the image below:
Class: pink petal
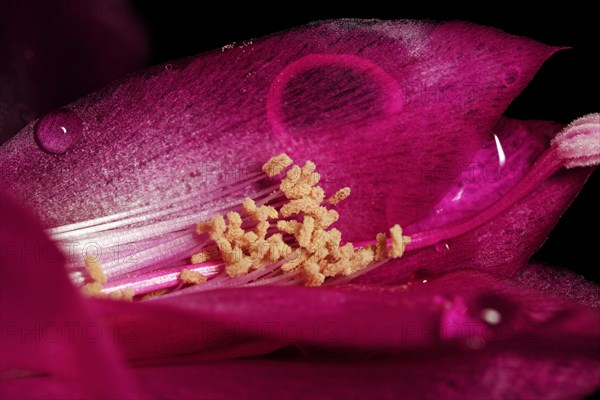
[0,0,149,143]
[4,270,598,399]
[3,354,599,400]
[130,353,600,399]
[0,193,137,398]
[357,118,593,283]
[82,270,599,367]
[0,20,554,243]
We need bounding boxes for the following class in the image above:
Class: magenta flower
[1,16,599,399]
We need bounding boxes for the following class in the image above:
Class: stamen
[389,224,411,258]
[327,187,351,205]
[62,114,597,301]
[184,153,409,289]
[191,249,218,264]
[84,255,106,284]
[56,152,410,300]
[179,269,208,285]
[263,153,293,177]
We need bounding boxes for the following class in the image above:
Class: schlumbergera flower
[1,18,599,399]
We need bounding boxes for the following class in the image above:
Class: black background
[129,2,598,282]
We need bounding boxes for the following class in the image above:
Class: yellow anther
[227,211,243,225]
[255,205,278,221]
[282,250,307,272]
[189,155,410,290]
[210,215,227,239]
[265,233,292,262]
[254,221,270,239]
[310,187,325,203]
[242,197,257,214]
[307,229,327,254]
[297,215,315,248]
[179,268,207,285]
[226,256,254,277]
[250,238,269,261]
[277,220,302,235]
[141,289,169,300]
[375,233,388,261]
[280,198,321,218]
[348,247,375,275]
[191,249,218,264]
[301,161,316,175]
[308,245,329,265]
[303,261,325,287]
[308,172,320,186]
[82,282,104,297]
[238,231,259,247]
[327,187,351,205]
[286,165,302,182]
[280,163,321,200]
[84,255,106,284]
[316,209,339,229]
[290,182,315,199]
[196,221,211,235]
[109,288,135,302]
[326,228,342,245]
[389,224,410,258]
[263,153,293,177]
[225,211,245,241]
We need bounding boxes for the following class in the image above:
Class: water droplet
[34,109,83,154]
[468,293,517,327]
[435,242,450,253]
[480,308,502,325]
[165,64,173,71]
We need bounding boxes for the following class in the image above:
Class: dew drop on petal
[468,293,517,327]
[165,64,173,71]
[434,242,450,253]
[34,109,83,154]
[480,308,502,325]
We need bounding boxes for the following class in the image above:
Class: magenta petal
[0,20,554,242]
[4,352,599,400]
[133,351,600,400]
[357,119,593,283]
[0,0,149,143]
[0,193,137,398]
[82,270,599,368]
[7,270,598,399]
